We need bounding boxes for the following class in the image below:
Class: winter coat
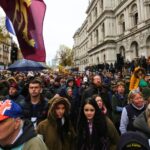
[37,97,76,150]
[111,93,127,124]
[105,117,120,150]
[129,67,146,90]
[133,112,150,138]
[23,96,48,126]
[0,120,47,150]
[119,104,145,134]
[5,94,26,108]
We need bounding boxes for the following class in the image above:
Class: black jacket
[23,96,48,125]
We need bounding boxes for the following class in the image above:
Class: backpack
[117,131,150,150]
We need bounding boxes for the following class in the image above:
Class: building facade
[73,0,150,71]
[0,16,11,68]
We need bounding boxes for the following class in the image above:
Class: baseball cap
[0,100,23,121]
[117,131,149,150]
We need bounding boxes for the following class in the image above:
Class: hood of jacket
[48,97,71,121]
[0,120,37,149]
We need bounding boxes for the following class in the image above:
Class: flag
[5,16,16,35]
[0,0,46,62]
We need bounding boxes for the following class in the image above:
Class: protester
[5,82,26,108]
[57,77,79,100]
[65,87,78,129]
[82,75,112,118]
[0,99,47,150]
[0,80,9,101]
[37,96,76,150]
[23,78,48,128]
[111,81,127,132]
[93,94,107,115]
[119,90,145,134]
[129,67,146,90]
[77,97,119,150]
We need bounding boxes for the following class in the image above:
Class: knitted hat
[9,82,18,90]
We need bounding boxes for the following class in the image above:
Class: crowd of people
[0,59,150,149]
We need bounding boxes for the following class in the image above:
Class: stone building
[0,16,11,68]
[73,0,150,71]
[0,7,23,68]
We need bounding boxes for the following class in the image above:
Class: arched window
[97,56,99,64]
[101,0,103,11]
[130,41,139,58]
[102,23,105,40]
[130,4,138,26]
[103,54,106,63]
[119,14,125,33]
[90,33,93,46]
[146,36,150,56]
[95,7,98,19]
[95,29,99,44]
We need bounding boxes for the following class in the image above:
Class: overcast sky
[0,0,89,64]
[44,0,89,64]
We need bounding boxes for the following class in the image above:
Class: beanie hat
[9,82,18,89]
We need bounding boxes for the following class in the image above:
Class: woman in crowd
[119,89,146,134]
[77,97,119,150]
[37,96,76,150]
[92,94,107,115]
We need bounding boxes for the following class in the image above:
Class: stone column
[137,0,144,22]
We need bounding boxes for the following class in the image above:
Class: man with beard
[82,75,112,118]
[23,78,48,128]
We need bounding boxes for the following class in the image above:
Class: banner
[0,0,46,62]
[5,16,16,35]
